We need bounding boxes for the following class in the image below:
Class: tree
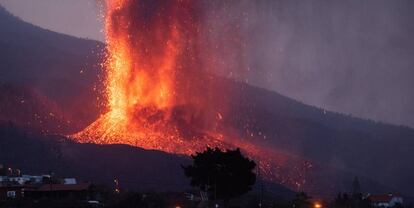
[182,147,256,205]
[352,177,361,197]
[334,192,371,208]
[292,192,311,208]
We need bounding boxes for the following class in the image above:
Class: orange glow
[72,0,312,190]
[314,202,322,208]
[105,0,181,123]
[73,0,193,151]
[73,0,226,154]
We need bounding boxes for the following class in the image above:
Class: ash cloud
[200,0,414,127]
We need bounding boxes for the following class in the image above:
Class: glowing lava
[73,0,219,155]
[73,0,312,190]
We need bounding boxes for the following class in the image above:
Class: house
[0,185,25,200]
[0,165,95,202]
[0,174,45,186]
[0,182,93,201]
[369,193,403,208]
[62,178,77,185]
[24,182,92,200]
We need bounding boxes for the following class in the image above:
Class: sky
[1,0,414,128]
[0,0,104,41]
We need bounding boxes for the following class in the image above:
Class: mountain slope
[223,82,414,194]
[0,123,295,198]
[0,5,104,131]
[0,123,189,191]
[185,76,413,196]
[0,83,71,133]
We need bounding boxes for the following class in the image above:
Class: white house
[63,178,77,185]
[2,175,44,185]
[369,193,403,208]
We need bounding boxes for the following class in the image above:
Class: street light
[114,178,120,194]
[314,202,322,208]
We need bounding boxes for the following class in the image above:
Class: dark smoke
[199,0,414,127]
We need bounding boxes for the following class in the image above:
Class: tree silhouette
[334,192,371,208]
[352,177,361,197]
[182,147,256,204]
[292,192,312,208]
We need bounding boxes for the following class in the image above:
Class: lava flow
[72,0,312,190]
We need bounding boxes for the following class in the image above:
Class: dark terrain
[0,123,295,199]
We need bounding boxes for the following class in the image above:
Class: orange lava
[73,0,217,155]
[72,0,311,190]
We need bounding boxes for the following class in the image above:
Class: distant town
[0,164,99,207]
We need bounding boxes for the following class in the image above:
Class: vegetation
[292,192,312,208]
[182,147,256,205]
[333,192,371,208]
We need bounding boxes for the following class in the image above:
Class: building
[24,182,92,199]
[0,165,92,201]
[7,175,44,185]
[63,178,77,185]
[369,193,403,208]
[0,185,25,200]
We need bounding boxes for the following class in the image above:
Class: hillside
[0,5,104,131]
[0,123,295,199]
[0,5,413,197]
[0,83,71,133]
[0,123,190,191]
[225,82,414,195]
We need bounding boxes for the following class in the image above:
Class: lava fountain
[74,0,227,154]
[73,0,311,190]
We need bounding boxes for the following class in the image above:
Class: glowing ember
[72,0,312,190]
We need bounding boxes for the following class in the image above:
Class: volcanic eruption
[73,0,311,190]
